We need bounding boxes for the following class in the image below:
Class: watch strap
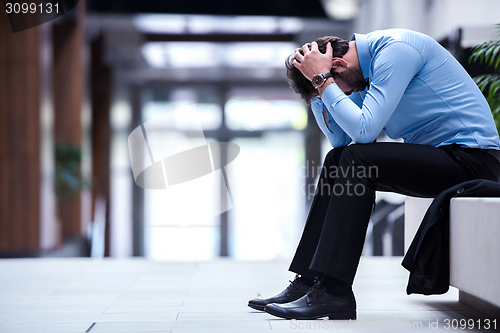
[312,72,333,89]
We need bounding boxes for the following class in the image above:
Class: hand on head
[292,41,334,81]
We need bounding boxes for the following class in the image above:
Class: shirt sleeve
[310,97,352,148]
[321,42,423,144]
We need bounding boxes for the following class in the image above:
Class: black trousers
[289,142,499,285]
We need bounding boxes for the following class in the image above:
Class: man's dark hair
[285,36,350,104]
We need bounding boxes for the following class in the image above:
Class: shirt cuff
[321,83,349,112]
[310,97,323,114]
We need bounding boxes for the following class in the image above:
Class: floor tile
[0,323,93,333]
[0,257,494,333]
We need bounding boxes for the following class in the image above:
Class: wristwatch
[311,72,333,89]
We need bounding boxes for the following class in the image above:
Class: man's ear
[332,57,348,70]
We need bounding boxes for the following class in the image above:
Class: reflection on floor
[0,257,495,332]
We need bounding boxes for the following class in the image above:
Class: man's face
[333,66,367,95]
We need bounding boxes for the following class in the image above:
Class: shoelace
[305,277,323,297]
[286,274,301,291]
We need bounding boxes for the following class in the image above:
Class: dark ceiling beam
[144,81,291,89]
[87,0,327,18]
[144,33,296,43]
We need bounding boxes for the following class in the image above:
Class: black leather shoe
[264,279,356,320]
[248,275,310,311]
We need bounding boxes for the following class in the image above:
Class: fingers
[299,41,328,56]
[301,42,311,55]
[293,41,328,73]
[325,42,333,57]
[292,57,301,68]
[294,49,304,63]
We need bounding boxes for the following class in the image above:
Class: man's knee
[339,143,375,164]
[340,144,362,162]
[339,144,380,183]
[324,147,346,167]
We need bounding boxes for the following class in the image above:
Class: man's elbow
[351,131,378,144]
[329,135,352,148]
[350,117,379,144]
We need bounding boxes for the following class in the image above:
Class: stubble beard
[335,66,367,92]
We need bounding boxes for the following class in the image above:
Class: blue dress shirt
[313,29,500,150]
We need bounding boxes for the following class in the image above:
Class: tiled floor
[0,257,497,332]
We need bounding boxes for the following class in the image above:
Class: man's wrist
[311,72,333,89]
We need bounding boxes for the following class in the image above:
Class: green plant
[54,141,90,205]
[469,23,500,133]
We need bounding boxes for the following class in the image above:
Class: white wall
[354,0,500,45]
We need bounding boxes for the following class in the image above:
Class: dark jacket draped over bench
[402,179,500,295]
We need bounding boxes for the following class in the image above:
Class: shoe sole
[247,302,266,311]
[265,306,356,320]
[328,311,357,320]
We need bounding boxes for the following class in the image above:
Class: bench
[405,196,500,317]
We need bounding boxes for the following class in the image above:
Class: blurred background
[1,0,499,260]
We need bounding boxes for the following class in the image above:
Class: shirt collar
[351,33,370,82]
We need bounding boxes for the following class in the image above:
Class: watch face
[312,74,324,88]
